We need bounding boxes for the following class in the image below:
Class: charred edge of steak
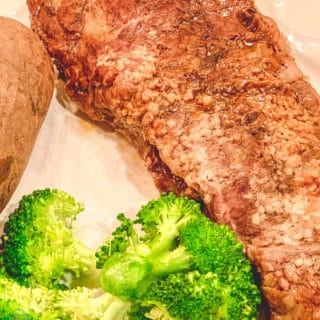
[144,144,207,209]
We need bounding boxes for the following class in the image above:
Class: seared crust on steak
[27,0,320,318]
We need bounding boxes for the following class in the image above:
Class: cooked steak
[27,0,320,318]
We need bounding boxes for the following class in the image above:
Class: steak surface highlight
[27,0,320,318]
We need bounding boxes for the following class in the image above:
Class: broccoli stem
[149,246,192,277]
[100,245,192,299]
[101,298,132,320]
[63,241,100,289]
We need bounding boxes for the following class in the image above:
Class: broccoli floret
[97,193,198,298]
[96,213,139,269]
[131,270,260,320]
[0,269,61,319]
[96,193,261,319]
[0,266,129,320]
[56,287,131,320]
[0,299,42,320]
[1,189,261,319]
[0,189,99,289]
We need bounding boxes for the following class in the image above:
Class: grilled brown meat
[27,0,320,318]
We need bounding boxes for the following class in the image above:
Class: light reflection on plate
[270,0,320,39]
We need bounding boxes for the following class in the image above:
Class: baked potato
[0,16,54,212]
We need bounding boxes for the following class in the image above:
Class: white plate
[1,1,320,248]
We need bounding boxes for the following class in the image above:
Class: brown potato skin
[0,17,54,212]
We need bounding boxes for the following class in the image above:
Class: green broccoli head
[0,299,42,320]
[0,269,61,320]
[96,193,261,318]
[0,189,98,289]
[56,286,131,320]
[131,270,260,320]
[136,192,201,254]
[126,216,261,319]
[0,266,130,320]
[179,214,249,277]
[97,193,200,299]
[96,193,200,266]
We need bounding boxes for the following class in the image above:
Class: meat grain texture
[27,0,320,319]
